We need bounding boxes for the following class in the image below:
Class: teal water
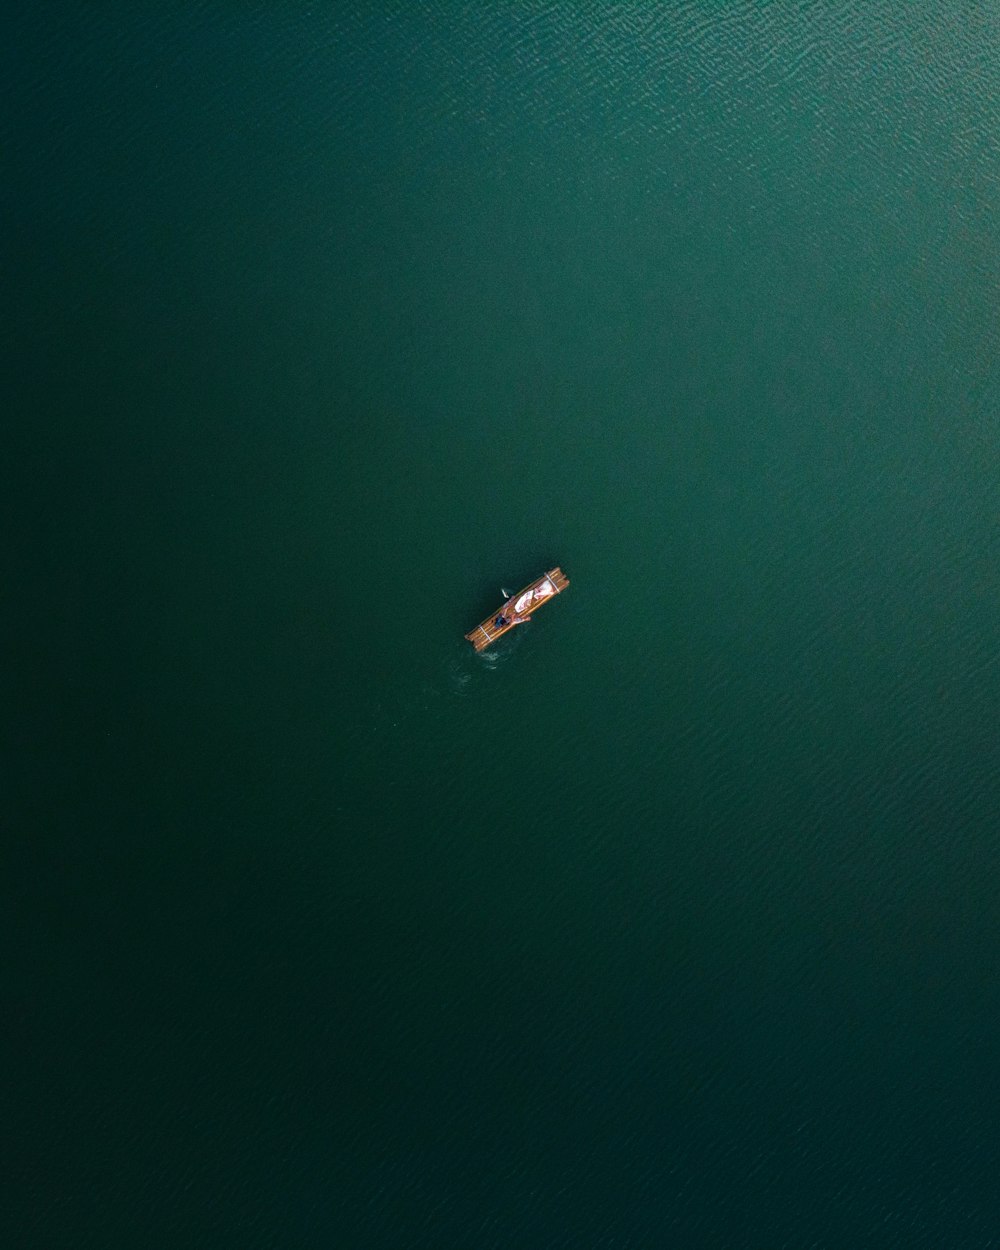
[7,5,1000,1245]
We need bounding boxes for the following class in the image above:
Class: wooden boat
[465,567,570,652]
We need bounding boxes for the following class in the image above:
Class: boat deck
[464,567,570,652]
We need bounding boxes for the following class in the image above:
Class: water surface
[7,4,1000,1245]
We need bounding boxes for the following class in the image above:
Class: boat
[465,567,570,652]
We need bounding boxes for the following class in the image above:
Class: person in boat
[496,598,530,628]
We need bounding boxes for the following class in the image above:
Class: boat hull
[464,567,570,651]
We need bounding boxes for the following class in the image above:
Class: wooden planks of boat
[465,567,570,652]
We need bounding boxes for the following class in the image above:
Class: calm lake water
[8,4,1000,1245]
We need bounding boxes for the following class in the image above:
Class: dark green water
[8,5,1000,1245]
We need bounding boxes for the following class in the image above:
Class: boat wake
[446,633,520,691]
[446,657,474,693]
